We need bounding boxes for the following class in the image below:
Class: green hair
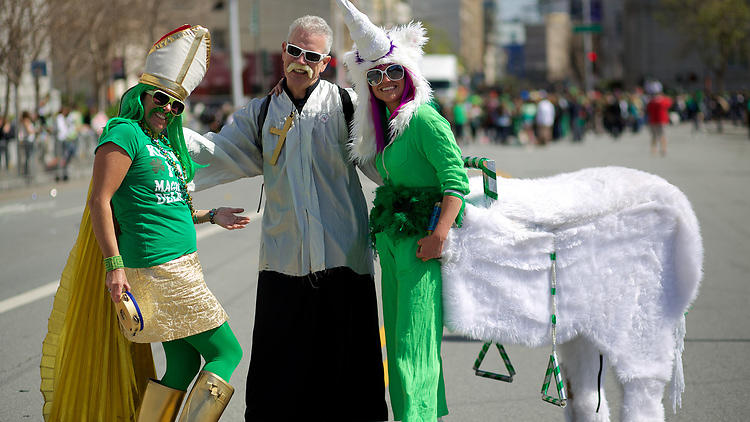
[100,83,203,182]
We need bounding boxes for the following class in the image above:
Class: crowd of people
[0,104,108,181]
[2,80,747,185]
[440,85,750,147]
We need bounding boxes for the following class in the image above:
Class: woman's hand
[106,268,130,303]
[214,207,251,230]
[416,195,463,262]
[269,78,284,96]
[416,231,447,262]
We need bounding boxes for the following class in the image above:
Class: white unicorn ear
[401,22,428,50]
[336,0,391,61]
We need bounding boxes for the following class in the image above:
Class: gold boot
[137,379,186,422]
[178,371,234,422]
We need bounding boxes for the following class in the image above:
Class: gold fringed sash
[40,181,156,421]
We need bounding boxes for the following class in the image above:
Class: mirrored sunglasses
[146,90,185,116]
[285,43,327,63]
[366,64,405,86]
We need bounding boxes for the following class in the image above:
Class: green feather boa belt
[369,182,443,246]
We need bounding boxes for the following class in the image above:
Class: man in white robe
[186,15,387,422]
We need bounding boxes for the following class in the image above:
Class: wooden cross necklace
[269,109,295,165]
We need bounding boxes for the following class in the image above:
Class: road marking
[0,201,56,216]
[53,206,84,219]
[0,212,264,314]
[381,325,389,387]
[0,280,59,314]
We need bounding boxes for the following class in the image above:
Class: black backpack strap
[338,85,354,140]
[256,94,272,153]
[255,94,272,212]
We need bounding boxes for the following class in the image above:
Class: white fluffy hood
[336,0,432,163]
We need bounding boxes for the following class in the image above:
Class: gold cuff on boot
[179,371,234,422]
[137,379,186,422]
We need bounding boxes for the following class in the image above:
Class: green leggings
[375,232,448,421]
[160,321,242,391]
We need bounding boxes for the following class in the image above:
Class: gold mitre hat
[139,24,211,101]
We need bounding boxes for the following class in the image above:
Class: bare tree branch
[657,0,750,91]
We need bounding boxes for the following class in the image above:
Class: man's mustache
[286,63,313,79]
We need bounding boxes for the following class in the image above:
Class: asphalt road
[0,122,748,421]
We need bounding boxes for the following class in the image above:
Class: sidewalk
[0,158,93,195]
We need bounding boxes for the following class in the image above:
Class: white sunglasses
[285,43,328,63]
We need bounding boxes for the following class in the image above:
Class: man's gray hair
[288,15,333,54]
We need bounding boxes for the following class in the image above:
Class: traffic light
[587,51,598,62]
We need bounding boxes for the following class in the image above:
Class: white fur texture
[442,167,703,419]
[342,21,433,164]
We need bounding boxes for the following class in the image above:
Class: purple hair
[369,68,416,153]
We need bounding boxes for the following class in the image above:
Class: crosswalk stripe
[0,280,59,314]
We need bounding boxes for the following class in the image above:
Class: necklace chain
[139,121,194,215]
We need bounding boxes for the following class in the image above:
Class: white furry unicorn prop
[442,166,703,422]
[333,1,702,420]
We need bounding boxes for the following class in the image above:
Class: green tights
[160,322,242,391]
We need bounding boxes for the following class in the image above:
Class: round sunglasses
[285,43,327,63]
[145,90,185,116]
[366,64,405,86]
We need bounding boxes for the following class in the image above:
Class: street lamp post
[229,0,244,109]
[582,0,593,93]
[333,0,346,87]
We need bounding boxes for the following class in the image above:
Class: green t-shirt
[97,121,197,268]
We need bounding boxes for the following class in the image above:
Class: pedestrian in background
[54,105,75,181]
[0,116,13,171]
[645,81,673,156]
[536,91,555,145]
[18,111,36,177]
[90,106,109,137]
[520,92,537,144]
[468,94,483,143]
[452,97,468,143]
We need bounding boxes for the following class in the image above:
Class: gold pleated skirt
[123,252,228,343]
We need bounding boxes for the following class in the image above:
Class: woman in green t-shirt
[89,26,249,421]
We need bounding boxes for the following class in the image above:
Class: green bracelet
[104,255,124,272]
[208,208,217,224]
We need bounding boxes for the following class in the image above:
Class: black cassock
[245,267,388,421]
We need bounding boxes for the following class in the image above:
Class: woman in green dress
[337,1,470,420]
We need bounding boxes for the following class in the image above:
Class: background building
[2,0,748,123]
[622,0,748,92]
[408,0,485,81]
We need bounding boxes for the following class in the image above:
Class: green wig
[100,83,203,182]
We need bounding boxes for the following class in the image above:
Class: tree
[0,0,49,122]
[47,0,215,109]
[657,0,750,92]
